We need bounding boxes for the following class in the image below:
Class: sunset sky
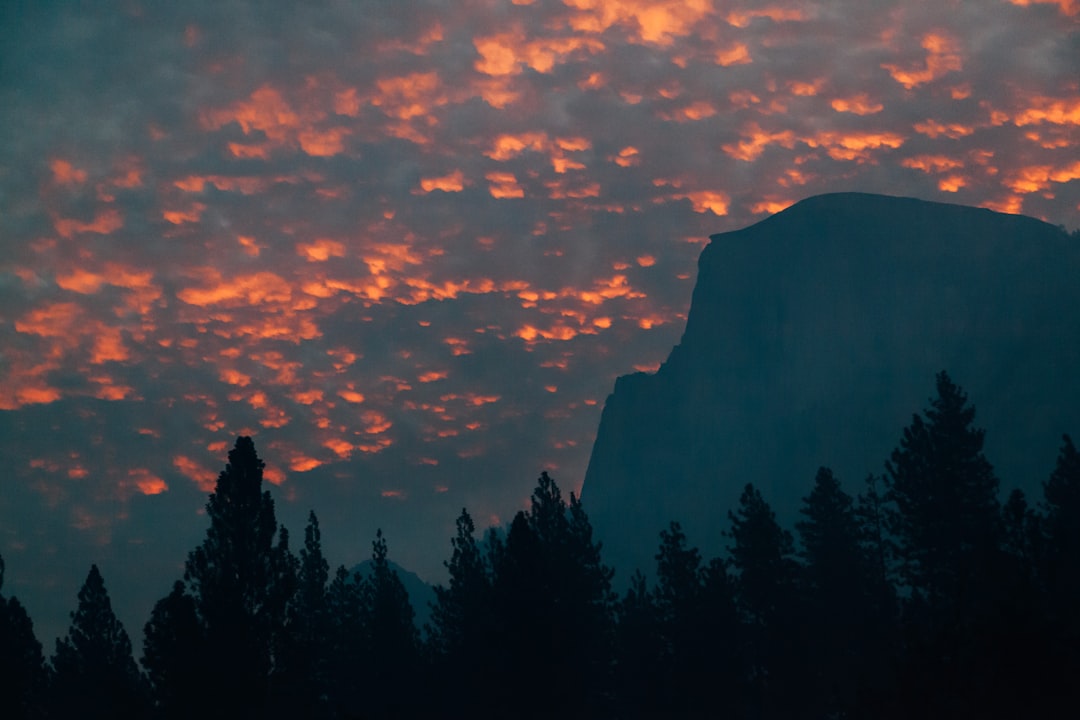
[1,0,1078,645]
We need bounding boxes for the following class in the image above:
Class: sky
[1,0,1078,647]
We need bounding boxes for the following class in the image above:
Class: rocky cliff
[582,192,1080,579]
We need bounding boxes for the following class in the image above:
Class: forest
[1,370,1078,719]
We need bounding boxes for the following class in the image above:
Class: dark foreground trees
[50,564,146,718]
[0,556,46,720]
[6,371,1079,718]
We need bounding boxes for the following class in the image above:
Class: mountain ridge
[582,192,1080,580]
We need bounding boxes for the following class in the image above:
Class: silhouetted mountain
[349,560,436,633]
[582,192,1080,579]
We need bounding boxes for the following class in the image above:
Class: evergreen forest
[2,371,1078,718]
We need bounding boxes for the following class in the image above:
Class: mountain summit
[582,192,1080,579]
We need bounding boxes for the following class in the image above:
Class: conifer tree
[797,468,887,716]
[0,555,46,720]
[428,509,493,712]
[359,530,419,720]
[884,372,1001,612]
[279,511,331,717]
[325,564,365,717]
[1042,434,1080,617]
[183,436,296,717]
[142,581,203,720]
[727,483,801,718]
[614,570,664,717]
[51,564,146,718]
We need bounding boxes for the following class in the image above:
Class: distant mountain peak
[583,193,1080,580]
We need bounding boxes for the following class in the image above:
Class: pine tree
[278,511,331,718]
[727,483,797,625]
[428,509,493,714]
[614,570,664,717]
[727,483,801,719]
[797,468,889,717]
[141,581,203,720]
[0,555,46,720]
[359,530,419,720]
[652,522,741,717]
[884,372,1001,612]
[51,564,147,718]
[325,564,365,717]
[1043,434,1080,618]
[183,436,296,717]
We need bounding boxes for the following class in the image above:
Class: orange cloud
[913,119,975,138]
[882,32,963,89]
[474,30,604,76]
[50,159,87,185]
[297,238,347,262]
[565,0,716,46]
[1007,0,1078,15]
[804,130,905,161]
[722,122,797,161]
[902,155,965,173]
[173,455,215,492]
[715,42,751,66]
[1012,96,1080,127]
[725,6,808,27]
[177,269,293,307]
[127,469,168,496]
[54,209,124,238]
[486,171,525,198]
[418,170,466,193]
[831,94,884,115]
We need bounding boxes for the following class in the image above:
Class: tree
[727,483,797,626]
[141,581,203,720]
[359,530,420,720]
[486,473,616,717]
[183,436,296,717]
[727,483,800,718]
[1043,434,1080,617]
[427,509,494,714]
[51,564,147,718]
[651,522,742,717]
[884,372,1001,612]
[614,570,664,718]
[325,564,365,718]
[798,468,892,717]
[277,511,331,718]
[0,555,46,720]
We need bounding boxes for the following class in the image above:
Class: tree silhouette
[183,436,296,718]
[142,581,203,720]
[727,483,800,718]
[276,511,332,718]
[1043,434,1080,618]
[325,564,365,718]
[427,508,493,715]
[0,555,46,720]
[798,468,892,716]
[359,530,419,720]
[884,372,1001,612]
[652,522,742,717]
[614,570,664,717]
[485,472,616,717]
[51,564,147,718]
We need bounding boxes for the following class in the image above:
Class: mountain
[582,192,1080,580]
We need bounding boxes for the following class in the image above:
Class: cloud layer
[1,0,1077,643]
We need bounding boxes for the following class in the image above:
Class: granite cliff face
[582,192,1080,579]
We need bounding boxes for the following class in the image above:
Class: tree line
[1,371,1078,718]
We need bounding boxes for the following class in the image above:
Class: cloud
[0,0,1077,646]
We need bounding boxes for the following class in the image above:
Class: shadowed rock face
[582,192,1080,580]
